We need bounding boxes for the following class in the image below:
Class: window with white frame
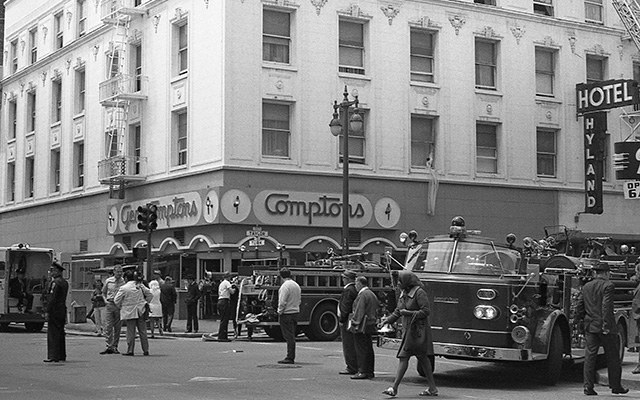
[535,48,555,97]
[537,129,557,177]
[27,91,37,133]
[411,116,436,167]
[173,111,188,166]
[534,0,554,16]
[7,163,15,202]
[29,28,38,65]
[54,12,64,49]
[10,39,18,73]
[8,99,17,140]
[476,123,498,174]
[132,43,142,92]
[52,79,62,123]
[339,110,366,164]
[410,29,435,83]
[75,69,86,114]
[175,22,188,76]
[73,141,84,188]
[25,157,34,199]
[130,125,142,175]
[262,102,290,158]
[585,0,603,23]
[586,55,606,83]
[475,39,497,90]
[51,149,61,193]
[339,20,365,75]
[77,0,87,38]
[263,9,291,64]
[105,129,119,158]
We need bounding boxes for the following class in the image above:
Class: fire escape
[97,0,148,199]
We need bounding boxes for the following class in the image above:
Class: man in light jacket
[277,267,301,364]
[114,270,153,356]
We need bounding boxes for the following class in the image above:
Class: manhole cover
[257,364,302,369]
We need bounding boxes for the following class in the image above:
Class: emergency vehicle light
[511,325,530,344]
[477,289,496,300]
[473,305,499,320]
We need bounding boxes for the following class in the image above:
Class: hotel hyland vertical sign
[576,79,640,214]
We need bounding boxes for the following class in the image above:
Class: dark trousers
[125,318,149,354]
[353,325,375,375]
[584,331,622,389]
[340,322,358,372]
[47,308,66,361]
[161,303,175,331]
[186,303,198,332]
[13,292,34,311]
[280,313,298,361]
[217,298,230,339]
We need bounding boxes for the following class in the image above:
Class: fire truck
[0,244,56,332]
[237,253,396,341]
[377,217,637,385]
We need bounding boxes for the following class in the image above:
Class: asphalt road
[0,325,636,400]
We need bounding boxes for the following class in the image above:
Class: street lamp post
[329,86,363,256]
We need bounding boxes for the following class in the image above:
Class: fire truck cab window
[451,242,519,275]
[411,241,454,272]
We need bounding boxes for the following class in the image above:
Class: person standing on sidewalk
[277,267,301,364]
[160,276,177,332]
[44,262,68,363]
[348,276,379,380]
[576,263,629,396]
[100,265,124,355]
[338,269,358,375]
[90,280,106,336]
[114,270,153,356]
[217,272,235,342]
[185,275,201,333]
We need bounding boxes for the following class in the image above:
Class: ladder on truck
[98,0,147,198]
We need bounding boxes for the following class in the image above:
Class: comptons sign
[576,79,639,115]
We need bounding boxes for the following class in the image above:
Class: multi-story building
[1,0,639,308]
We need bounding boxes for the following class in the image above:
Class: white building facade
[2,0,640,305]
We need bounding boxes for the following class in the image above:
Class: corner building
[2,0,639,311]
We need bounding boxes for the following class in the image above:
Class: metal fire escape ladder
[612,0,640,51]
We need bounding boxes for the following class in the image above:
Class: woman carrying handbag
[381,270,438,397]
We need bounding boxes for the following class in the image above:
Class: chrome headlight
[473,305,499,320]
[511,325,530,344]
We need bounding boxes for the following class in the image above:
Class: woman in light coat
[114,270,153,356]
[148,280,163,338]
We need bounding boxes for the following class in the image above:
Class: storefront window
[71,259,101,290]
[153,254,182,288]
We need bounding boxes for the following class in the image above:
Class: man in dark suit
[576,263,628,396]
[185,276,201,333]
[338,269,358,375]
[9,269,33,312]
[44,262,68,363]
[160,276,177,332]
[349,276,379,380]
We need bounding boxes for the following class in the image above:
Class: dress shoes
[339,369,356,375]
[121,353,134,356]
[611,387,629,395]
[99,349,114,355]
[350,372,370,380]
[43,359,59,363]
[218,338,231,342]
[143,352,149,356]
[584,387,598,396]
[277,359,294,364]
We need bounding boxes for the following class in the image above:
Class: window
[130,125,142,175]
[534,0,554,16]
[77,0,87,37]
[475,0,496,4]
[585,0,603,23]
[339,20,365,75]
[586,55,606,83]
[132,44,142,92]
[411,116,436,167]
[339,110,366,164]
[7,163,15,202]
[475,39,497,89]
[105,129,119,158]
[173,112,188,166]
[51,149,61,193]
[75,69,86,114]
[10,40,18,73]
[27,92,37,133]
[29,28,38,65]
[410,30,435,83]
[263,9,291,64]
[537,129,556,177]
[25,157,34,198]
[52,79,62,123]
[8,100,17,140]
[74,142,84,188]
[54,12,64,49]
[476,123,498,173]
[535,48,555,96]
[262,102,290,158]
[176,23,188,75]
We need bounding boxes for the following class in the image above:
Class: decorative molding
[66,11,73,29]
[586,43,609,57]
[95,0,100,12]
[41,70,47,86]
[475,26,502,39]
[534,36,559,48]
[75,57,86,70]
[310,0,327,15]
[93,44,100,60]
[380,5,400,25]
[263,0,299,6]
[153,15,161,33]
[66,58,73,73]
[567,31,577,54]
[129,29,143,44]
[409,16,442,30]
[448,14,465,36]
[337,4,373,19]
[20,81,26,95]
[204,0,210,8]
[52,68,62,80]
[618,42,625,61]
[20,39,26,55]
[27,81,35,92]
[175,7,185,20]
[509,25,525,45]
[42,26,48,41]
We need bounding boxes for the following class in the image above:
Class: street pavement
[64,318,640,392]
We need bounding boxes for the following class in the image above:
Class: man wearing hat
[185,275,201,333]
[576,263,628,395]
[338,269,358,375]
[44,262,68,362]
[217,271,236,341]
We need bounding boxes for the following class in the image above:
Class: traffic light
[148,204,158,231]
[137,205,150,231]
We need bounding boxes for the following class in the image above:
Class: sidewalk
[66,318,222,339]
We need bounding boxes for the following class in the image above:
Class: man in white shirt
[277,268,301,364]
[217,272,236,342]
[100,265,124,354]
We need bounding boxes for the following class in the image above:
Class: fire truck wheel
[540,325,563,385]
[305,303,339,341]
[416,355,436,377]
[617,321,626,363]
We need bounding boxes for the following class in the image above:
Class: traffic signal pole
[146,229,153,273]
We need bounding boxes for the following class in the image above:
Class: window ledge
[171,74,188,84]
[475,88,503,97]
[170,164,188,173]
[71,186,84,193]
[50,121,62,129]
[410,81,440,90]
[262,63,298,72]
[338,72,371,81]
[73,111,85,120]
[535,96,562,104]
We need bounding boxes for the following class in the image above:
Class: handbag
[402,313,428,354]
[142,303,150,320]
